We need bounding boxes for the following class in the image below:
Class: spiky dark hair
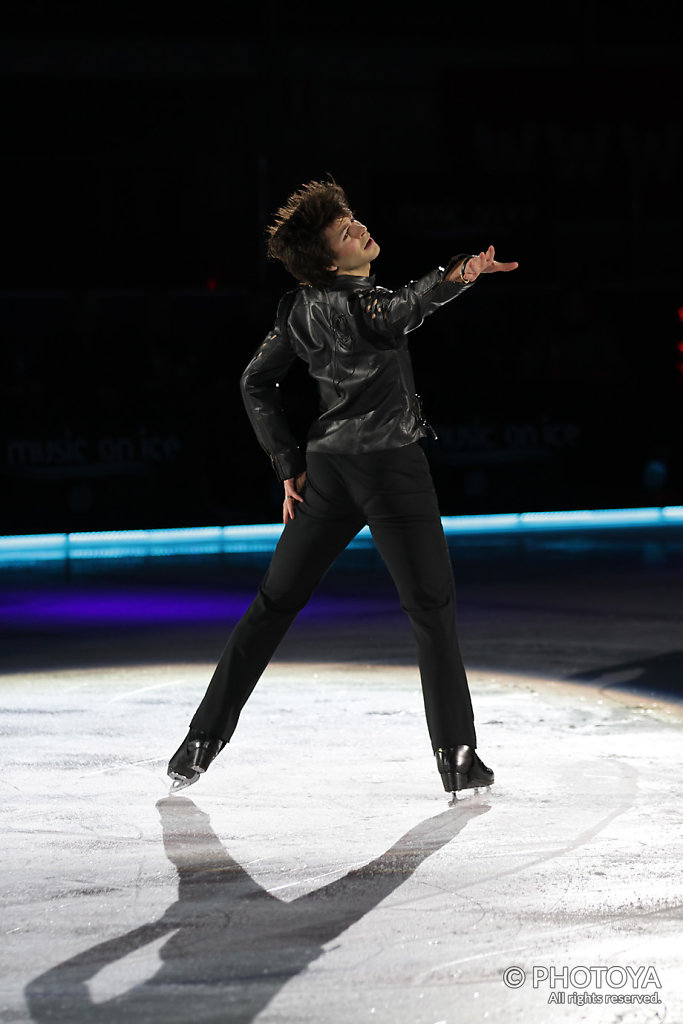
[266,178,352,289]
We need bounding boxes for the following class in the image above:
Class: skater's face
[324,215,380,276]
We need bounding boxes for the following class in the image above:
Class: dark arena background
[2,2,682,533]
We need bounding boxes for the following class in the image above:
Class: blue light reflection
[1,506,682,565]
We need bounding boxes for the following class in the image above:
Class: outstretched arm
[356,246,518,339]
[446,245,518,283]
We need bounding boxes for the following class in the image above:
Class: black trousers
[191,443,476,751]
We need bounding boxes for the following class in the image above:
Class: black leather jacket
[240,258,474,481]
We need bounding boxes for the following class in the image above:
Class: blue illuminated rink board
[1,507,682,564]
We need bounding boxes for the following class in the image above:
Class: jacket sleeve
[355,254,475,339]
[240,295,306,481]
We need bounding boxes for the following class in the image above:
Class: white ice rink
[2,658,681,1024]
[2,527,683,1023]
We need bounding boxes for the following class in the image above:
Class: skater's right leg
[168,458,364,789]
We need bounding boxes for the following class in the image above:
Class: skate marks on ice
[24,796,489,1024]
[456,757,638,893]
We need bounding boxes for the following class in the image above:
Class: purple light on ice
[2,588,394,627]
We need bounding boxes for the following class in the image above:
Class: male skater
[168,179,518,796]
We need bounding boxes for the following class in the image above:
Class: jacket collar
[324,273,376,292]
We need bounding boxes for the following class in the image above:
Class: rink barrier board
[1,507,683,564]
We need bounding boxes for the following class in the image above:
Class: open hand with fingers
[447,246,518,284]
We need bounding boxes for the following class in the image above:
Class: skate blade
[449,786,492,804]
[168,770,200,793]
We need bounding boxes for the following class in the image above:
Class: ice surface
[1,661,681,1024]
[2,534,682,1022]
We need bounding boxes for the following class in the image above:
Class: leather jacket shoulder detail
[241,260,474,480]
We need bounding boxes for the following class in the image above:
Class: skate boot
[436,745,494,796]
[167,729,225,792]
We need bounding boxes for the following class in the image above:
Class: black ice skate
[436,745,494,797]
[167,730,225,792]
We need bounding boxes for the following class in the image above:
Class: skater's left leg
[343,445,477,750]
[368,492,477,750]
[349,445,493,794]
